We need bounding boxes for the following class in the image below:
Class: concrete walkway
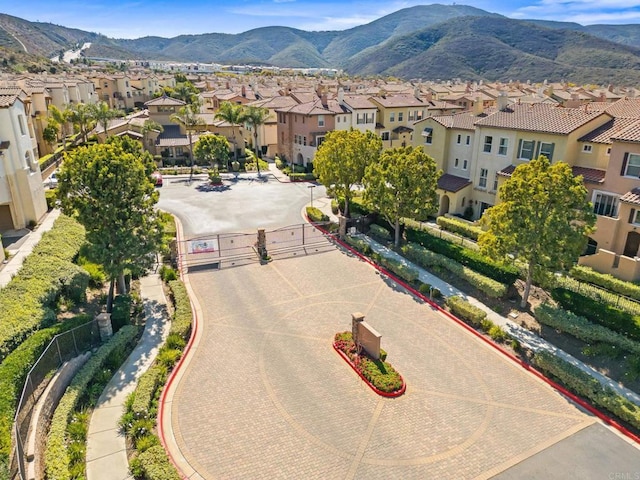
[354,234,640,406]
[86,274,171,480]
[0,209,61,289]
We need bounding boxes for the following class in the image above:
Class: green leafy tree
[364,146,440,247]
[314,129,382,217]
[479,156,596,308]
[92,101,124,142]
[141,119,164,150]
[240,105,270,176]
[170,102,205,178]
[66,102,95,143]
[194,134,230,169]
[215,101,244,164]
[173,82,199,105]
[57,136,163,312]
[42,123,59,153]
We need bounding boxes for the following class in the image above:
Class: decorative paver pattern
[172,248,611,479]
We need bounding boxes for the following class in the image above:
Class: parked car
[48,172,59,189]
[151,171,163,187]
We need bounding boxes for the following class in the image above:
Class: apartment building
[0,88,47,231]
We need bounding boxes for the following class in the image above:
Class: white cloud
[510,0,640,24]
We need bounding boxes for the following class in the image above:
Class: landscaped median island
[333,331,405,397]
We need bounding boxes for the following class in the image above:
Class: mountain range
[2,4,640,84]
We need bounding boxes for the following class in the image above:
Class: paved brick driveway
[169,247,638,479]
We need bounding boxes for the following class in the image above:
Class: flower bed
[333,332,405,397]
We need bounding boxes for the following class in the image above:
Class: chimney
[426,91,433,102]
[599,91,606,102]
[497,91,509,111]
[473,96,483,116]
[414,85,421,99]
[337,87,344,105]
[226,81,230,90]
[321,93,328,107]
[241,85,246,97]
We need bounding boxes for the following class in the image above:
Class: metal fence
[11,320,100,480]
[265,222,334,253]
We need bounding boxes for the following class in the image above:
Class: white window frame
[632,209,640,225]
[539,142,554,161]
[463,159,468,170]
[18,114,26,136]
[624,153,640,178]
[592,191,620,218]
[389,112,395,122]
[466,135,471,145]
[381,131,390,141]
[483,136,492,153]
[398,112,404,122]
[583,144,593,153]
[454,158,459,168]
[498,138,508,156]
[479,168,488,188]
[518,140,535,160]
[457,134,462,144]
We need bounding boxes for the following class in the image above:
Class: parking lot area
[168,247,640,479]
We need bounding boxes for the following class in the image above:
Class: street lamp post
[308,184,316,207]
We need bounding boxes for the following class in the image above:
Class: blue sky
[3,0,640,39]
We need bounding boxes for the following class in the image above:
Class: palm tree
[241,105,270,176]
[66,103,95,143]
[170,102,205,180]
[214,101,244,167]
[48,104,70,152]
[141,119,164,152]
[92,101,124,142]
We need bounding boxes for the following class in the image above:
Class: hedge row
[445,296,487,326]
[45,325,139,480]
[343,235,372,256]
[533,350,640,431]
[570,266,640,302]
[535,304,640,356]
[137,446,181,480]
[0,315,91,474]
[0,215,86,362]
[552,288,640,342]
[402,243,507,298]
[404,224,519,285]
[556,275,640,316]
[436,216,483,241]
[306,206,328,223]
[372,253,419,284]
[369,224,391,241]
[288,173,316,181]
[125,280,193,480]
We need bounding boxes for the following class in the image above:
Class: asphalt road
[156,173,327,238]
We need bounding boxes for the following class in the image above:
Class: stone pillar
[257,229,268,262]
[351,312,365,352]
[338,214,348,240]
[96,313,113,341]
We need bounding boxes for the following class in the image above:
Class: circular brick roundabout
[164,247,640,479]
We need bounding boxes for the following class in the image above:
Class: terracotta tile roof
[497,164,605,183]
[605,98,640,119]
[429,109,496,130]
[276,98,342,115]
[342,95,376,109]
[620,188,640,206]
[579,118,639,143]
[144,96,186,107]
[475,103,607,134]
[437,174,472,193]
[0,87,23,108]
[611,120,640,143]
[370,94,425,108]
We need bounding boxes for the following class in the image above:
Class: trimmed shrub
[402,243,507,298]
[535,304,640,356]
[137,445,181,480]
[552,288,640,341]
[436,216,483,241]
[131,365,167,419]
[377,255,419,284]
[306,206,328,222]
[168,281,192,340]
[0,316,91,473]
[288,172,316,181]
[45,325,139,480]
[369,224,391,241]
[534,350,640,430]
[446,296,487,326]
[570,265,640,301]
[0,215,86,362]
[343,235,372,255]
[111,295,132,332]
[405,225,519,285]
[159,264,178,283]
[45,189,58,210]
[556,274,640,316]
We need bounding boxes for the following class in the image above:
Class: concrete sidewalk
[0,209,61,289]
[354,234,640,406]
[86,274,171,480]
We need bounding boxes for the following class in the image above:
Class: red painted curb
[333,342,406,397]
[315,225,640,445]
